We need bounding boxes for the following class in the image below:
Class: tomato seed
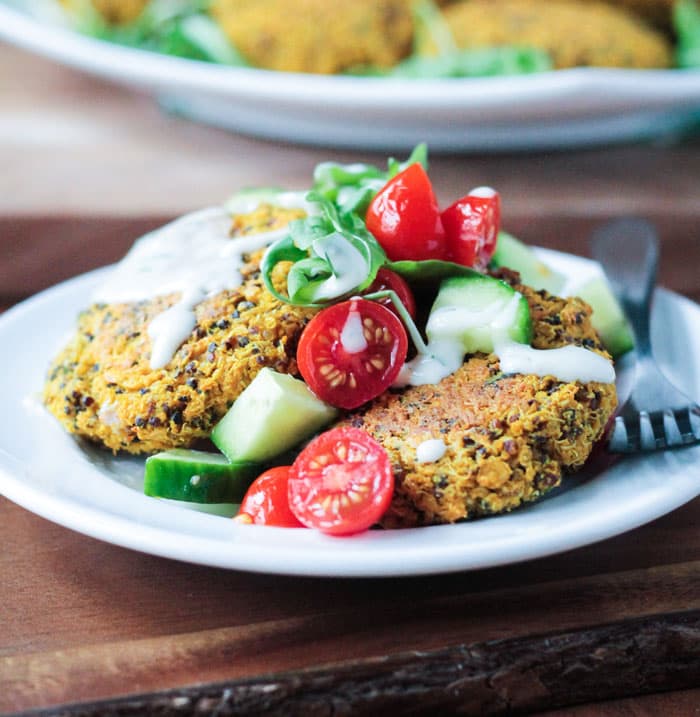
[370,357,385,370]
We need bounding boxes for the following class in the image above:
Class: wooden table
[2,44,700,716]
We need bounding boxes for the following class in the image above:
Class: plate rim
[1,251,699,577]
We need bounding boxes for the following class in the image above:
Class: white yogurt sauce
[416,439,447,464]
[495,341,615,384]
[340,303,368,354]
[396,290,615,387]
[311,234,370,301]
[92,205,300,369]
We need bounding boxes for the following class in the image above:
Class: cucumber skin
[144,451,260,504]
[430,275,533,351]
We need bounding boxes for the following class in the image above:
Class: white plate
[1,250,699,576]
[3,2,700,151]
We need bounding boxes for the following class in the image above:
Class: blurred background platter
[2,1,700,151]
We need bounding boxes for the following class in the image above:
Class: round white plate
[1,250,699,576]
[3,2,700,151]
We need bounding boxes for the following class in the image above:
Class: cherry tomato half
[441,187,501,270]
[297,298,408,410]
[366,163,446,262]
[365,267,417,321]
[288,426,394,535]
[234,466,305,527]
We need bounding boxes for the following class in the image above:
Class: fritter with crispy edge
[210,0,414,74]
[436,0,672,69]
[340,269,617,528]
[43,204,316,455]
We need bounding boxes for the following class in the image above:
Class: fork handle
[590,218,659,355]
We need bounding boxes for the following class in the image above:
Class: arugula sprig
[311,143,428,216]
[66,0,247,65]
[675,0,700,68]
[261,194,387,307]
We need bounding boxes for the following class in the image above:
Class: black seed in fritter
[503,439,517,456]
[462,436,476,447]
[186,378,198,389]
[251,346,260,354]
[574,312,584,324]
[208,342,217,353]
[82,396,94,408]
[216,319,230,330]
[114,387,124,394]
[148,417,162,427]
[349,416,365,428]
[134,417,146,428]
[238,301,255,311]
[92,364,100,372]
[256,356,266,365]
[139,388,150,395]
[177,395,190,403]
[231,310,240,319]
[237,337,249,348]
[185,361,197,374]
[582,338,596,349]
[543,315,562,325]
[195,327,206,339]
[171,411,183,426]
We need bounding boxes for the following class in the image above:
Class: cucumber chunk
[426,274,533,354]
[211,368,338,463]
[574,275,634,358]
[490,231,566,295]
[144,449,259,504]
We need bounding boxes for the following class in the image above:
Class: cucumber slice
[211,368,338,463]
[426,274,532,354]
[490,231,566,295]
[574,275,634,358]
[144,449,259,504]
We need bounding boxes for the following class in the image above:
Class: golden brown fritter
[435,0,673,69]
[43,205,315,455]
[341,272,617,528]
[210,0,415,74]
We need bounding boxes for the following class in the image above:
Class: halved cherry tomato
[234,466,305,527]
[441,187,500,270]
[297,298,408,410]
[288,426,394,535]
[366,163,446,262]
[365,267,417,320]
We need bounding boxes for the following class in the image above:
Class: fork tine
[672,406,699,445]
[621,415,641,453]
[647,411,667,450]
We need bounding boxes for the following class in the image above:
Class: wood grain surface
[1,42,700,716]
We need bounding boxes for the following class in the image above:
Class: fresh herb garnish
[261,194,387,306]
[68,0,247,65]
[311,143,428,216]
[675,0,700,68]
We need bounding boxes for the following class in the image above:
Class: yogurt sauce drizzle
[396,290,615,387]
[93,198,308,369]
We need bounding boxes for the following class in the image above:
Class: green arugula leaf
[388,259,481,284]
[261,195,388,306]
[675,0,700,67]
[311,144,428,216]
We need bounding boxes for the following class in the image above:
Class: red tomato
[441,187,501,270]
[234,466,305,527]
[288,427,394,535]
[297,298,408,410]
[365,267,417,320]
[366,163,446,262]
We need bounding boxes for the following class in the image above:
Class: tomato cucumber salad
[143,145,630,536]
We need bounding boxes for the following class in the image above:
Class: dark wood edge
[24,609,700,717]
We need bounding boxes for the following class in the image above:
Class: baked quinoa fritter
[437,0,673,69]
[43,204,316,455]
[210,0,414,74]
[341,271,617,528]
